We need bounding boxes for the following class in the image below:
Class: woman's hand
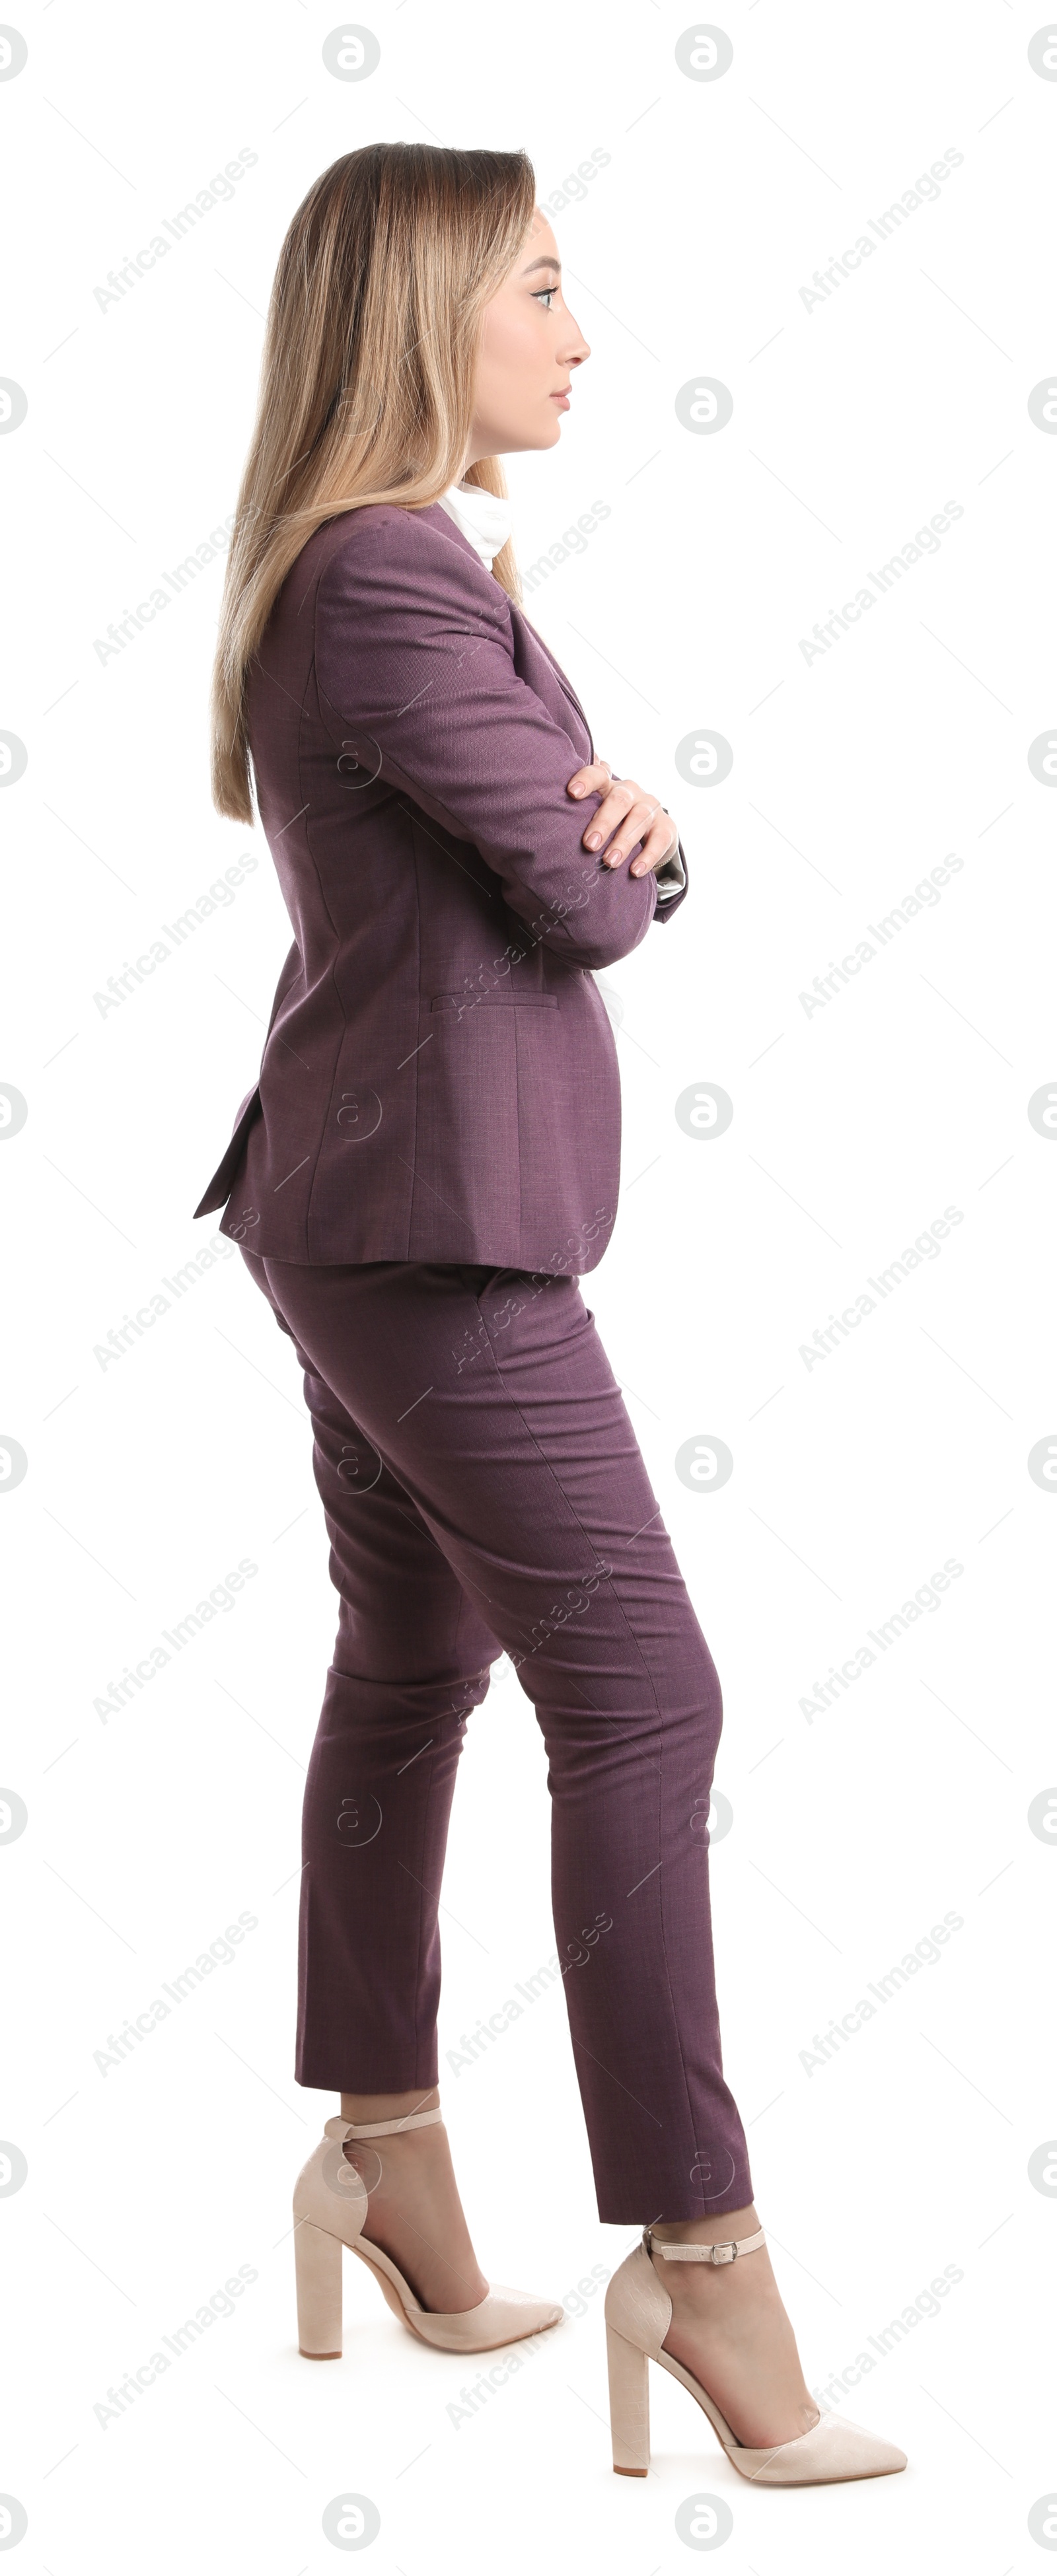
[567,759,679,877]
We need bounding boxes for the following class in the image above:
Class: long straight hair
[211,143,536,822]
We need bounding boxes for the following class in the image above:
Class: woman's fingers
[566,759,613,801]
[566,766,678,876]
[591,789,674,870]
[580,777,636,853]
[630,810,680,875]
[611,794,675,873]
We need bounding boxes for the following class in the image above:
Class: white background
[2,3,1052,2569]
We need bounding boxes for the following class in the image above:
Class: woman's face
[466,207,590,466]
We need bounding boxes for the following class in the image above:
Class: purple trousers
[241,1250,752,2225]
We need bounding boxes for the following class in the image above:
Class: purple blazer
[192,499,688,1273]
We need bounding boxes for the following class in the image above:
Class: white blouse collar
[435,476,512,569]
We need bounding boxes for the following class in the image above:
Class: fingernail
[571,784,585,796]
[606,849,622,867]
[586,832,602,849]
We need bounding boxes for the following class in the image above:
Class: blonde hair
[211,142,536,822]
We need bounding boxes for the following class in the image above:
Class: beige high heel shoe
[604,2225,907,2484]
[293,2105,564,2357]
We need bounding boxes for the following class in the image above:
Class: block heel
[295,2218,344,2357]
[606,2322,651,2476]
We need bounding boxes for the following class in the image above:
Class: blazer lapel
[513,605,593,748]
[422,502,593,751]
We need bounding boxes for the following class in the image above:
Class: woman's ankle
[340,2085,440,2124]
[650,2202,759,2244]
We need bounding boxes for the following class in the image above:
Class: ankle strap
[325,2107,443,2141]
[643,2223,766,2265]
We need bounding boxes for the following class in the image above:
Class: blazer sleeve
[312,508,661,975]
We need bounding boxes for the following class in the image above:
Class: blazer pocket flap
[429,990,558,1011]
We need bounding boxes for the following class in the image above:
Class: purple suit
[192,499,688,1269]
[190,497,753,2225]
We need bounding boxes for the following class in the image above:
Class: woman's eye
[534,285,558,310]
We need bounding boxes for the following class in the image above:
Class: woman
[196,142,904,2487]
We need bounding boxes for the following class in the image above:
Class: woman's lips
[550,391,570,410]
